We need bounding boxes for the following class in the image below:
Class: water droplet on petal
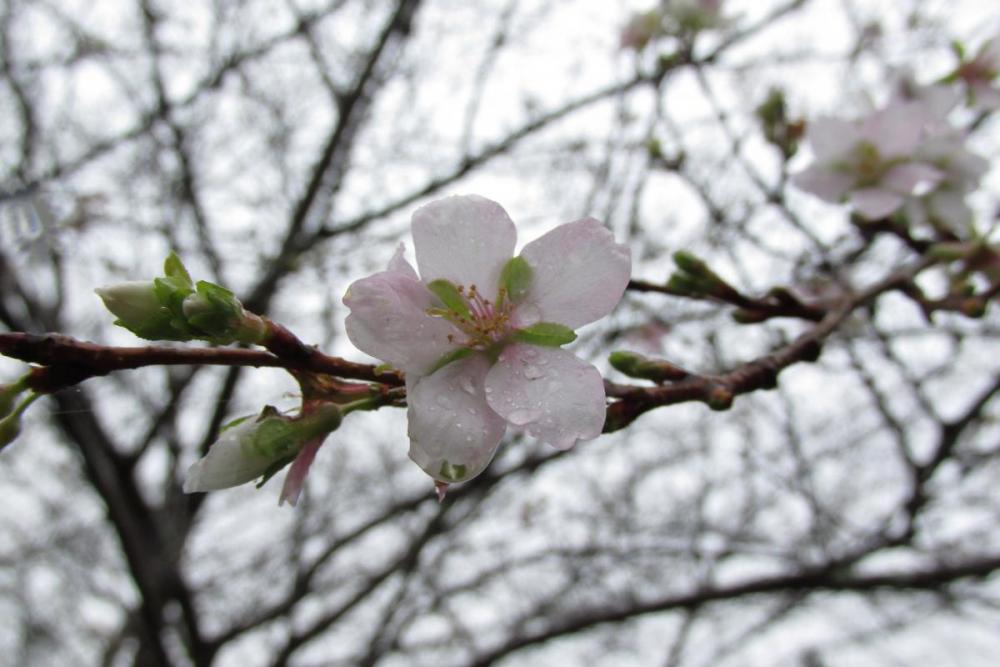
[524,365,544,380]
[485,386,494,394]
[508,408,542,425]
[436,394,452,408]
[522,346,538,359]
[518,304,542,326]
[459,375,476,394]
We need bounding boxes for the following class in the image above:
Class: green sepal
[500,256,533,302]
[427,279,470,319]
[220,413,256,433]
[119,309,184,341]
[163,252,194,287]
[438,460,468,483]
[185,281,241,335]
[0,412,22,450]
[153,276,195,334]
[0,378,28,420]
[427,347,474,375]
[255,453,298,489]
[512,322,577,347]
[246,417,302,460]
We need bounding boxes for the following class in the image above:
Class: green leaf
[512,322,577,347]
[163,252,193,287]
[427,279,470,319]
[500,256,533,302]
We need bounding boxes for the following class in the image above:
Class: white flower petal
[517,218,631,329]
[791,165,854,202]
[344,248,460,377]
[407,354,507,483]
[412,195,517,295]
[882,162,944,195]
[806,117,859,161]
[183,421,272,492]
[485,344,606,451]
[850,188,904,220]
[862,103,924,158]
[928,189,974,233]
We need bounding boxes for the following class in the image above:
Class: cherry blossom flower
[343,195,631,485]
[903,131,990,234]
[620,1,727,50]
[791,100,946,220]
[953,38,1000,111]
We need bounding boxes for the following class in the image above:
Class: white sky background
[2,0,1000,665]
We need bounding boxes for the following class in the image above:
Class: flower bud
[182,282,267,344]
[609,350,688,382]
[184,404,342,494]
[95,281,178,340]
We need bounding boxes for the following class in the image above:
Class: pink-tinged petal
[344,251,460,376]
[947,150,990,185]
[971,84,1000,112]
[881,162,944,195]
[862,103,924,158]
[517,218,631,329]
[386,243,418,280]
[485,344,606,451]
[279,436,325,506]
[412,195,516,294]
[806,117,859,161]
[791,165,854,202]
[850,187,904,220]
[407,354,507,483]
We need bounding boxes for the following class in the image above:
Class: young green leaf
[511,322,577,347]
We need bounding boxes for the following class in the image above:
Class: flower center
[428,283,514,349]
[851,141,887,186]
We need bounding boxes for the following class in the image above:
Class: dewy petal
[344,247,460,376]
[407,354,507,483]
[183,420,272,492]
[517,218,631,329]
[485,344,606,451]
[791,164,854,202]
[850,187,904,220]
[412,195,517,293]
